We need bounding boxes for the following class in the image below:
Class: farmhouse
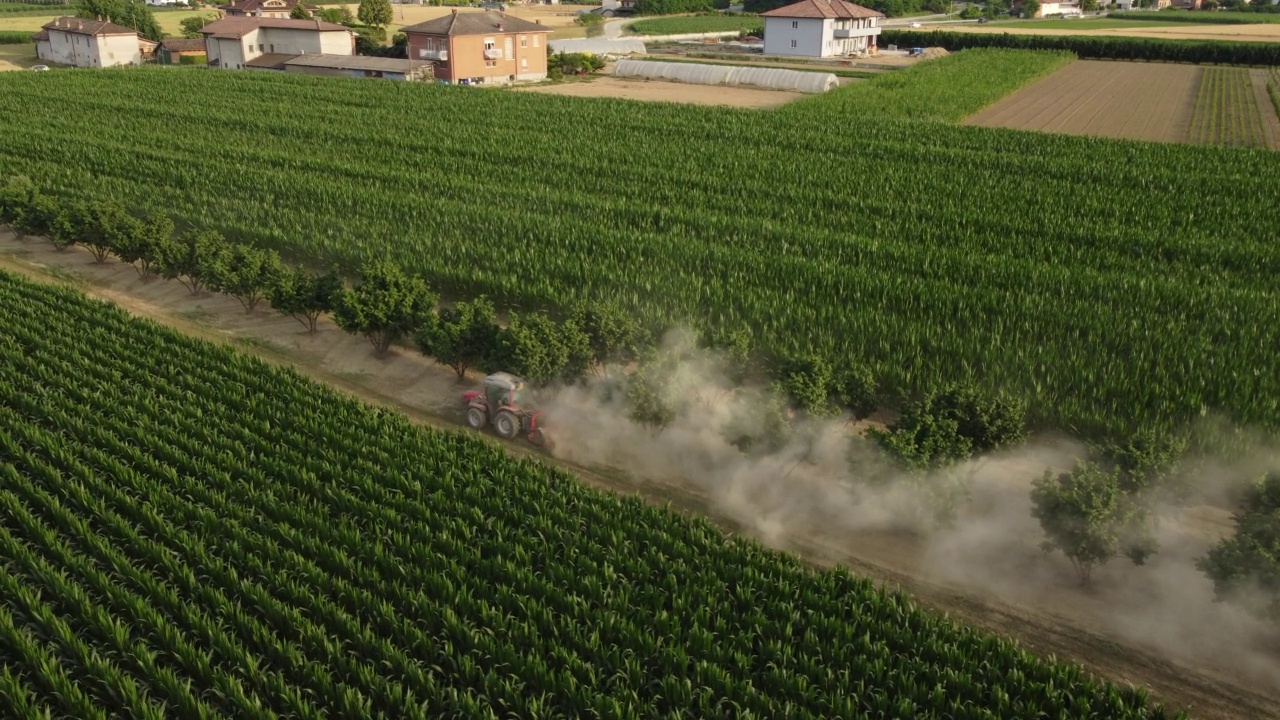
[35,17,148,68]
[760,0,883,58]
[155,38,207,64]
[218,0,315,18]
[199,17,353,70]
[401,10,549,84]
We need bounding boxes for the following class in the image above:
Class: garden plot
[964,60,1200,144]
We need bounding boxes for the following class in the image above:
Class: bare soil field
[965,60,1201,143]
[2,230,1280,719]
[951,21,1280,43]
[518,74,805,108]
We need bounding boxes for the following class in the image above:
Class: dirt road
[1,231,1278,719]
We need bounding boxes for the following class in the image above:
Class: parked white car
[29,65,49,72]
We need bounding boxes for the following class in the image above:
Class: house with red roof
[760,0,884,58]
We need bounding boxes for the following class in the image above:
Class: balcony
[483,48,503,59]
[418,49,448,61]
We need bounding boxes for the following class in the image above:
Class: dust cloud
[537,329,1280,690]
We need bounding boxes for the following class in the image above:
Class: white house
[199,17,354,70]
[761,0,883,59]
[35,17,146,68]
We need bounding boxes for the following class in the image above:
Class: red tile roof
[199,17,350,39]
[41,16,140,37]
[400,10,547,36]
[760,0,884,19]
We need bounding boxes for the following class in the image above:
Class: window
[790,39,797,47]
[269,44,274,52]
[520,36,527,47]
[258,44,264,51]
[791,20,798,28]
[533,35,539,47]
[521,58,527,68]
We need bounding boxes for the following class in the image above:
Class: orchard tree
[270,264,342,333]
[47,206,82,252]
[415,296,501,379]
[332,261,437,356]
[489,311,577,386]
[838,363,880,420]
[112,208,173,279]
[10,191,61,243]
[66,200,128,262]
[775,352,838,417]
[1197,473,1280,624]
[626,357,677,433]
[1097,427,1188,499]
[0,175,37,233]
[1031,461,1156,585]
[357,0,392,28]
[158,229,227,295]
[702,325,754,383]
[568,301,646,375]
[206,244,282,313]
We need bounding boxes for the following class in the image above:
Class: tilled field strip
[964,60,1201,144]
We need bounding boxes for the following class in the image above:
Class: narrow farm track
[2,232,1279,719]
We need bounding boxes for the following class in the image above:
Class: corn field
[0,269,1185,718]
[1,66,1279,441]
[1187,67,1268,148]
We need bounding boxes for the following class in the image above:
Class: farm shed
[155,37,206,65]
[283,54,434,81]
[613,59,838,94]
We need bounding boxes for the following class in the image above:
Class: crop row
[1187,67,1268,148]
[0,269,1183,718]
[1,64,1280,442]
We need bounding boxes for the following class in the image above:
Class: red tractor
[462,372,548,448]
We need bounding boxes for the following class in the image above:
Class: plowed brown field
[964,60,1201,143]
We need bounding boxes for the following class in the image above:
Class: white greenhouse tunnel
[613,59,839,94]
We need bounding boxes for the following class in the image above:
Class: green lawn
[0,8,210,34]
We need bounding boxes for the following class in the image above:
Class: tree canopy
[76,0,163,41]
[333,261,437,355]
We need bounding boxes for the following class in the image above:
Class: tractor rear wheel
[494,410,520,439]
[466,406,487,429]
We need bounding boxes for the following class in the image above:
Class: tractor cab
[484,372,525,409]
[462,372,547,447]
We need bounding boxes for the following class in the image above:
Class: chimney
[496,22,503,31]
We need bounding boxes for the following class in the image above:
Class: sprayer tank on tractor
[462,372,548,447]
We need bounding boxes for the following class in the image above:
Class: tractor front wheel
[466,406,487,430]
[494,410,520,439]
